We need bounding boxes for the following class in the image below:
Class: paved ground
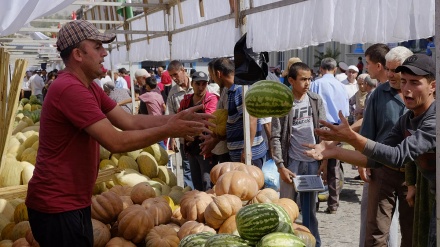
[316,162,364,246]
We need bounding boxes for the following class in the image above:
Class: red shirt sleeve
[203,92,219,114]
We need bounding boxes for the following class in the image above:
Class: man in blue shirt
[310,57,349,214]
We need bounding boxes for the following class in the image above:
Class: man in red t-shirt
[26,20,213,247]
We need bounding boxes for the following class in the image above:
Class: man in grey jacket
[305,54,436,246]
[271,62,326,247]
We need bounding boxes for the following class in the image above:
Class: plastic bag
[262,159,280,191]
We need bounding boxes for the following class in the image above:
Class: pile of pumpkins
[0,162,316,247]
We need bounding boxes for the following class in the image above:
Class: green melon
[256,232,305,247]
[205,234,252,246]
[244,80,294,118]
[178,232,215,247]
[235,203,279,244]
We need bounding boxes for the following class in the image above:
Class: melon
[137,153,159,178]
[178,232,215,247]
[235,203,279,244]
[256,232,305,247]
[117,156,139,172]
[143,144,169,166]
[244,80,294,118]
[205,234,251,246]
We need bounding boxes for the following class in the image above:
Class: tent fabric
[246,0,434,52]
[0,0,435,62]
[0,0,76,36]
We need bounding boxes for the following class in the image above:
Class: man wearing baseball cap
[25,20,214,246]
[304,53,437,246]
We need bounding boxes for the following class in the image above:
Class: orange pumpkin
[170,206,186,226]
[25,229,39,247]
[141,197,172,226]
[10,221,30,242]
[204,194,242,229]
[145,225,179,247]
[92,219,111,247]
[249,188,280,204]
[210,162,242,184]
[166,223,180,233]
[109,185,133,196]
[91,191,124,224]
[130,182,156,204]
[177,221,216,240]
[274,198,300,222]
[179,191,214,223]
[117,205,154,243]
[105,237,136,247]
[293,223,316,246]
[12,238,30,247]
[234,164,265,189]
[218,215,237,234]
[214,171,259,201]
[119,196,133,210]
[13,203,28,224]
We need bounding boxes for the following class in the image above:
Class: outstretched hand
[302,141,340,161]
[314,111,356,142]
[167,105,215,138]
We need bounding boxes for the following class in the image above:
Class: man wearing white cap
[342,65,359,99]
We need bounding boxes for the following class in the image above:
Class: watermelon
[256,232,306,247]
[267,203,294,234]
[204,234,252,246]
[235,203,279,244]
[244,80,294,118]
[178,232,215,247]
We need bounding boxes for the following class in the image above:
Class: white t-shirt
[342,79,359,99]
[288,96,316,162]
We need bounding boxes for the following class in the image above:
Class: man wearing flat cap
[25,20,214,246]
[304,53,437,246]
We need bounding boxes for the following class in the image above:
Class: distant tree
[314,47,341,67]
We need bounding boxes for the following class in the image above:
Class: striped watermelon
[267,203,295,234]
[178,232,215,247]
[244,80,294,118]
[235,203,279,244]
[204,234,252,246]
[256,232,306,247]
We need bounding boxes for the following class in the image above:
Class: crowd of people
[22,19,436,247]
[20,69,58,103]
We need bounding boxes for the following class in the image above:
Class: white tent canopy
[0,0,435,66]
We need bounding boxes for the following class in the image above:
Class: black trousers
[28,206,93,247]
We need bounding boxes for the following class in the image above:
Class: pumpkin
[218,215,238,234]
[92,219,111,247]
[249,188,280,204]
[10,221,30,242]
[141,197,172,226]
[130,182,156,204]
[179,191,214,223]
[13,203,28,224]
[177,221,216,240]
[24,229,39,247]
[119,196,133,210]
[117,205,154,243]
[210,162,242,184]
[91,191,123,224]
[11,238,30,247]
[170,207,185,226]
[204,194,242,229]
[145,225,179,247]
[109,185,132,197]
[234,164,265,189]
[166,223,180,233]
[293,223,316,246]
[214,171,259,201]
[105,237,136,247]
[274,198,300,223]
